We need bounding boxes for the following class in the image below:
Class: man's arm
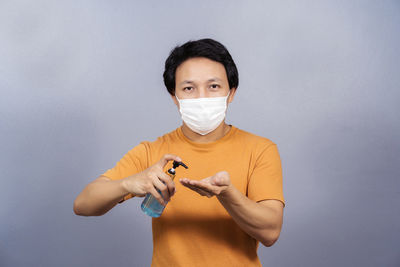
[217,185,284,247]
[179,171,284,247]
[73,176,129,216]
[73,154,181,216]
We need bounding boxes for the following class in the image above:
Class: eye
[183,86,193,91]
[210,84,220,89]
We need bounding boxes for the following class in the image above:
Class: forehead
[175,57,227,82]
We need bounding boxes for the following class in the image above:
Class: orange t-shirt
[102,125,285,266]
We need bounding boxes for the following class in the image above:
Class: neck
[181,122,232,143]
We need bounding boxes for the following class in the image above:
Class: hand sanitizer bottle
[141,161,188,217]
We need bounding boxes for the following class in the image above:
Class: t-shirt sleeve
[101,142,149,202]
[247,143,285,207]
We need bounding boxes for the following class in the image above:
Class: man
[74,38,285,266]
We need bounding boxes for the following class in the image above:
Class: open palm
[179,171,231,198]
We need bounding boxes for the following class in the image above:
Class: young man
[74,38,285,266]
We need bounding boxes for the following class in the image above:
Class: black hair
[163,38,239,95]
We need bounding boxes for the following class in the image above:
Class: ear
[228,88,237,104]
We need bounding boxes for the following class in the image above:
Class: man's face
[172,57,236,105]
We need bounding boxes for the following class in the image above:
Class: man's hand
[121,154,181,205]
[179,171,232,198]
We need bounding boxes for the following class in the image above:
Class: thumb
[213,171,229,186]
[156,154,182,168]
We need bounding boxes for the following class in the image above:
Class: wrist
[119,177,133,196]
[218,183,234,200]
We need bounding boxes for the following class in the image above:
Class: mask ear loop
[225,89,232,103]
[175,94,182,105]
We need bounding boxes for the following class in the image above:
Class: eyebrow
[179,77,222,86]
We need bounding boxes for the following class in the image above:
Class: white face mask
[175,91,231,135]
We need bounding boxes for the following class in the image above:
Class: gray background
[1,1,399,266]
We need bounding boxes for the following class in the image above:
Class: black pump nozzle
[172,160,188,169]
[167,160,188,176]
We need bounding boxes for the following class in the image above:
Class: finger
[181,181,211,197]
[185,179,216,193]
[148,185,166,206]
[180,179,213,197]
[152,176,170,201]
[156,154,182,169]
[196,183,219,197]
[157,172,176,197]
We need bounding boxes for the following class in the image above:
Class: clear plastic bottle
[141,161,188,217]
[140,183,169,217]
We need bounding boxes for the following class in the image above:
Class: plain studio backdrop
[1,1,399,266]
